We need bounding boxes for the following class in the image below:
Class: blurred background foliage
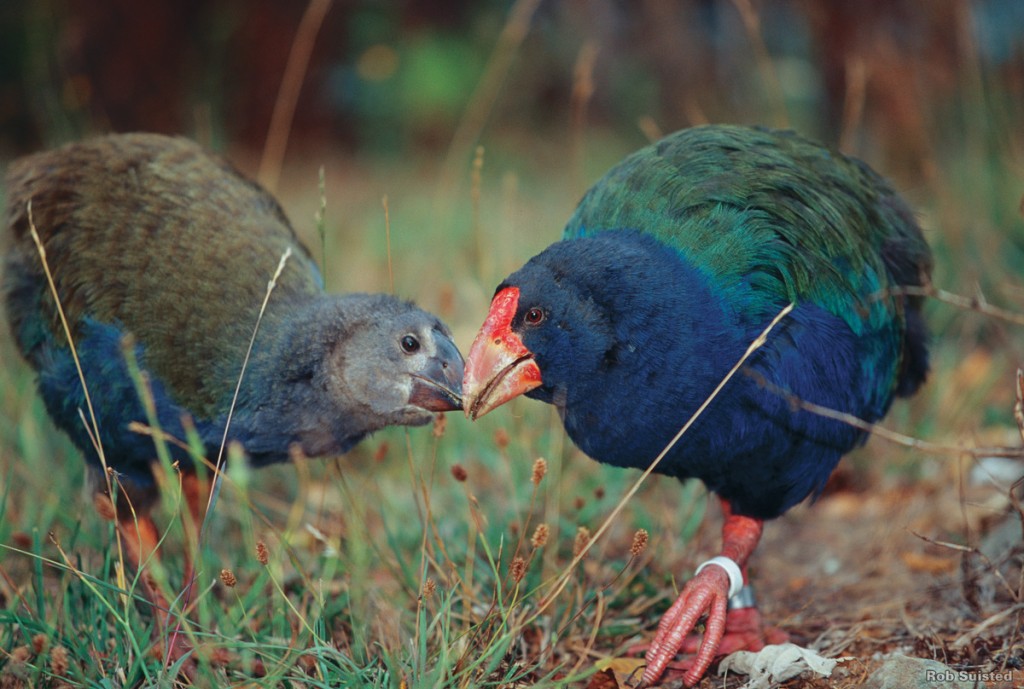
[0,0,1019,162]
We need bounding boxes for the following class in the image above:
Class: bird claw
[640,564,731,687]
[637,599,788,687]
[678,606,789,656]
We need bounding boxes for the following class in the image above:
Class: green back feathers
[4,133,323,417]
[565,125,932,333]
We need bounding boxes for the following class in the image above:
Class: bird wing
[564,125,932,332]
[3,133,323,417]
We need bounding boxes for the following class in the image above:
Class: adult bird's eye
[524,307,544,325]
[400,335,420,353]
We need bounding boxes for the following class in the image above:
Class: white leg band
[695,555,744,599]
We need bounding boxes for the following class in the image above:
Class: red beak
[462,286,543,420]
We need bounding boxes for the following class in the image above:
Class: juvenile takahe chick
[3,133,463,631]
[462,125,930,686]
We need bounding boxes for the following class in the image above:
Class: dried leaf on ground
[593,657,647,687]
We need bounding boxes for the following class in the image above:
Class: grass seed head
[422,578,436,599]
[220,568,237,587]
[451,463,468,482]
[49,645,69,676]
[432,413,447,437]
[32,634,47,655]
[256,541,269,565]
[631,529,649,556]
[531,523,549,548]
[531,457,547,486]
[509,556,526,582]
[93,493,117,521]
[574,526,591,557]
[4,645,31,686]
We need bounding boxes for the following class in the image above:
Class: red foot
[640,502,767,687]
[678,606,789,655]
[630,607,789,685]
[640,564,730,687]
[154,633,198,682]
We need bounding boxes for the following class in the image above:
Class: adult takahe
[461,125,930,686]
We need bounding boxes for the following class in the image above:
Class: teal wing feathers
[563,125,932,398]
[564,125,932,330]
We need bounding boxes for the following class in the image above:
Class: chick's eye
[400,335,420,353]
[524,307,544,325]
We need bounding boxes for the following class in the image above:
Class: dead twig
[951,603,1024,649]
[747,370,1024,460]
[894,284,1024,327]
[910,530,1021,604]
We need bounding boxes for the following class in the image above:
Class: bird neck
[532,231,752,469]
[215,296,371,464]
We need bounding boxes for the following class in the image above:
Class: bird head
[462,239,621,420]
[461,285,544,420]
[329,296,465,427]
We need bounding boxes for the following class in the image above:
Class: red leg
[178,469,206,601]
[102,487,197,680]
[113,504,172,620]
[641,498,766,687]
[163,469,208,673]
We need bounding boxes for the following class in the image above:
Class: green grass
[0,346,672,688]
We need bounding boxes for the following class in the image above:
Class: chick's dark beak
[409,330,465,412]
